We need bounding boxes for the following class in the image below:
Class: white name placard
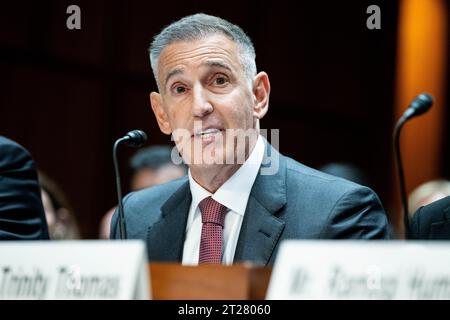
[0,240,150,300]
[267,241,450,300]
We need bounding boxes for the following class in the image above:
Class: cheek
[219,91,254,126]
[166,103,190,128]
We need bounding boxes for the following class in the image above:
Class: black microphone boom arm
[113,130,148,240]
[393,93,433,239]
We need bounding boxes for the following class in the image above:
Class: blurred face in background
[41,190,55,230]
[130,165,186,191]
[41,189,72,240]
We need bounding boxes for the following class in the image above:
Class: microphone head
[408,93,433,117]
[125,130,147,148]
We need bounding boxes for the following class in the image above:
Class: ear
[150,92,172,135]
[252,71,270,120]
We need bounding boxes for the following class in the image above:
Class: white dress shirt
[182,135,265,265]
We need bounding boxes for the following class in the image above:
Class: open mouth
[192,128,224,138]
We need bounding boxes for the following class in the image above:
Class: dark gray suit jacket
[111,143,390,265]
[410,196,450,240]
[0,136,49,240]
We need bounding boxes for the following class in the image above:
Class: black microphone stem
[393,115,410,239]
[113,137,128,240]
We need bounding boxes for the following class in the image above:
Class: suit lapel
[234,142,287,265]
[146,140,288,264]
[146,180,191,262]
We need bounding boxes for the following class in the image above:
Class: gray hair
[149,13,257,89]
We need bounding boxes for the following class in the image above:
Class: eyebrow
[164,68,184,88]
[164,61,233,88]
[203,61,233,72]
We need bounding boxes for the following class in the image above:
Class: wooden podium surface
[149,263,272,300]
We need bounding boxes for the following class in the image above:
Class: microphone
[121,130,148,148]
[113,130,148,239]
[393,93,433,239]
[401,93,433,121]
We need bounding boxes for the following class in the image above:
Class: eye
[173,86,186,94]
[213,75,229,86]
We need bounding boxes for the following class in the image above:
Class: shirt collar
[188,135,265,216]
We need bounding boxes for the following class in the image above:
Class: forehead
[157,34,242,78]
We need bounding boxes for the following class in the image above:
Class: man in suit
[0,136,49,240]
[111,14,390,265]
[410,196,450,240]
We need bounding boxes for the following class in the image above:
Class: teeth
[196,128,221,137]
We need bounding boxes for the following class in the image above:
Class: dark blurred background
[0,0,448,238]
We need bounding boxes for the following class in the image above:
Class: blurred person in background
[99,145,186,239]
[408,180,450,240]
[128,145,187,191]
[408,179,450,217]
[0,136,49,240]
[38,172,81,240]
[410,195,450,240]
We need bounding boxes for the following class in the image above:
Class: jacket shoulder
[0,136,34,170]
[280,155,389,239]
[284,156,366,194]
[111,176,188,238]
[0,136,48,240]
[126,176,187,212]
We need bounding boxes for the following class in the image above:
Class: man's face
[150,34,269,168]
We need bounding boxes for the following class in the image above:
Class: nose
[192,84,213,118]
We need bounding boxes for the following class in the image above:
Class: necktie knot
[199,197,227,227]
